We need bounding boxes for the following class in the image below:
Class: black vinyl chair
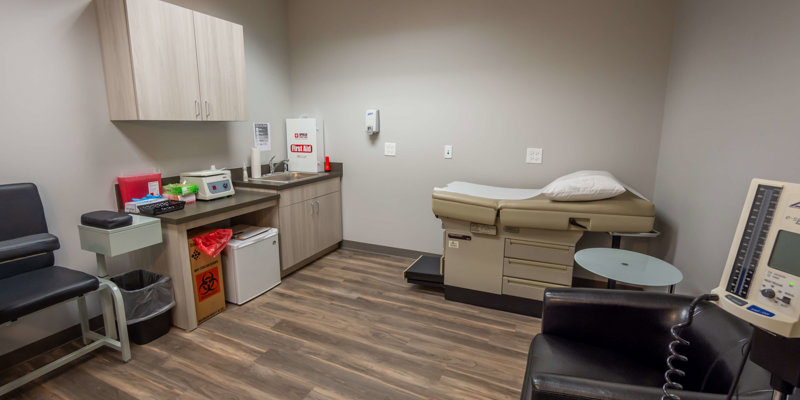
[520,288,774,400]
[0,183,130,396]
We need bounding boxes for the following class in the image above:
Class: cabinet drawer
[504,238,574,265]
[502,277,568,301]
[279,178,340,207]
[503,258,573,285]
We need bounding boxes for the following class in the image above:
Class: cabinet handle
[194,100,200,118]
[310,202,314,216]
[507,258,568,270]
[205,100,210,118]
[508,239,570,251]
[506,277,567,288]
[314,200,319,215]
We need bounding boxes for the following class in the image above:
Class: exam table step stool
[403,255,444,287]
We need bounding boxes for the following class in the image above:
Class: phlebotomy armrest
[541,288,692,363]
[0,233,60,263]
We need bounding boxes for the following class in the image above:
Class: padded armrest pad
[0,233,60,262]
[81,210,132,229]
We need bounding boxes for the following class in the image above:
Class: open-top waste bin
[110,269,175,345]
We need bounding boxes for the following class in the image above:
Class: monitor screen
[768,230,800,277]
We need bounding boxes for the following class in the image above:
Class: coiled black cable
[662,293,720,400]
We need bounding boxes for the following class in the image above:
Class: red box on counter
[118,173,162,204]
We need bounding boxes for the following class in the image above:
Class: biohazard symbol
[196,267,220,301]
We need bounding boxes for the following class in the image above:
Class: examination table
[430,182,655,316]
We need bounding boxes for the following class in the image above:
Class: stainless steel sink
[249,172,320,183]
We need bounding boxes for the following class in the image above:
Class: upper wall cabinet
[95,0,247,121]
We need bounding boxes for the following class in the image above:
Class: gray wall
[0,0,290,356]
[288,0,676,254]
[653,0,800,294]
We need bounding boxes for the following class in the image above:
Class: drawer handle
[447,233,471,241]
[507,258,568,271]
[506,277,567,288]
[508,239,570,251]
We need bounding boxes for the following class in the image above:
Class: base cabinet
[278,200,316,269]
[276,178,342,273]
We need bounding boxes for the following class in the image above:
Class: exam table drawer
[502,277,568,301]
[503,257,573,286]
[504,238,574,266]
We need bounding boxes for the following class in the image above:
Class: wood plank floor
[1,249,541,399]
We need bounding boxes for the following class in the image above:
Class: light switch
[526,147,542,164]
[444,145,453,159]
[384,142,396,156]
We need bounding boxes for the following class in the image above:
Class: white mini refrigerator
[222,226,281,305]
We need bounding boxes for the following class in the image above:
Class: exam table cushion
[432,190,500,225]
[499,191,655,232]
[432,188,655,232]
[0,266,99,324]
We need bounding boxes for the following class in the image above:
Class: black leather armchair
[0,183,99,324]
[520,288,774,400]
[0,183,130,396]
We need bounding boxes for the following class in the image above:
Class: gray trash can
[110,269,175,345]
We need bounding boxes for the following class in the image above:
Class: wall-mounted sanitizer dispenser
[366,109,380,135]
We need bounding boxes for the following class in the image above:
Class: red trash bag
[192,229,233,258]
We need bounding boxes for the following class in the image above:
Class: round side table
[574,248,683,293]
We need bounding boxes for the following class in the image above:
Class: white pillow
[541,170,626,201]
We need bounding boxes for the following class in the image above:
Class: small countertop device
[179,169,234,201]
[712,179,800,338]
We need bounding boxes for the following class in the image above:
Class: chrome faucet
[269,157,289,174]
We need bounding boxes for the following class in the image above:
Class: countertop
[232,163,343,190]
[126,163,341,224]
[148,190,279,225]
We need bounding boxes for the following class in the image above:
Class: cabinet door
[314,191,343,250]
[279,200,316,270]
[126,0,201,120]
[193,12,247,121]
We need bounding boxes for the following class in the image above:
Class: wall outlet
[384,142,396,156]
[526,147,542,164]
[444,145,453,159]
